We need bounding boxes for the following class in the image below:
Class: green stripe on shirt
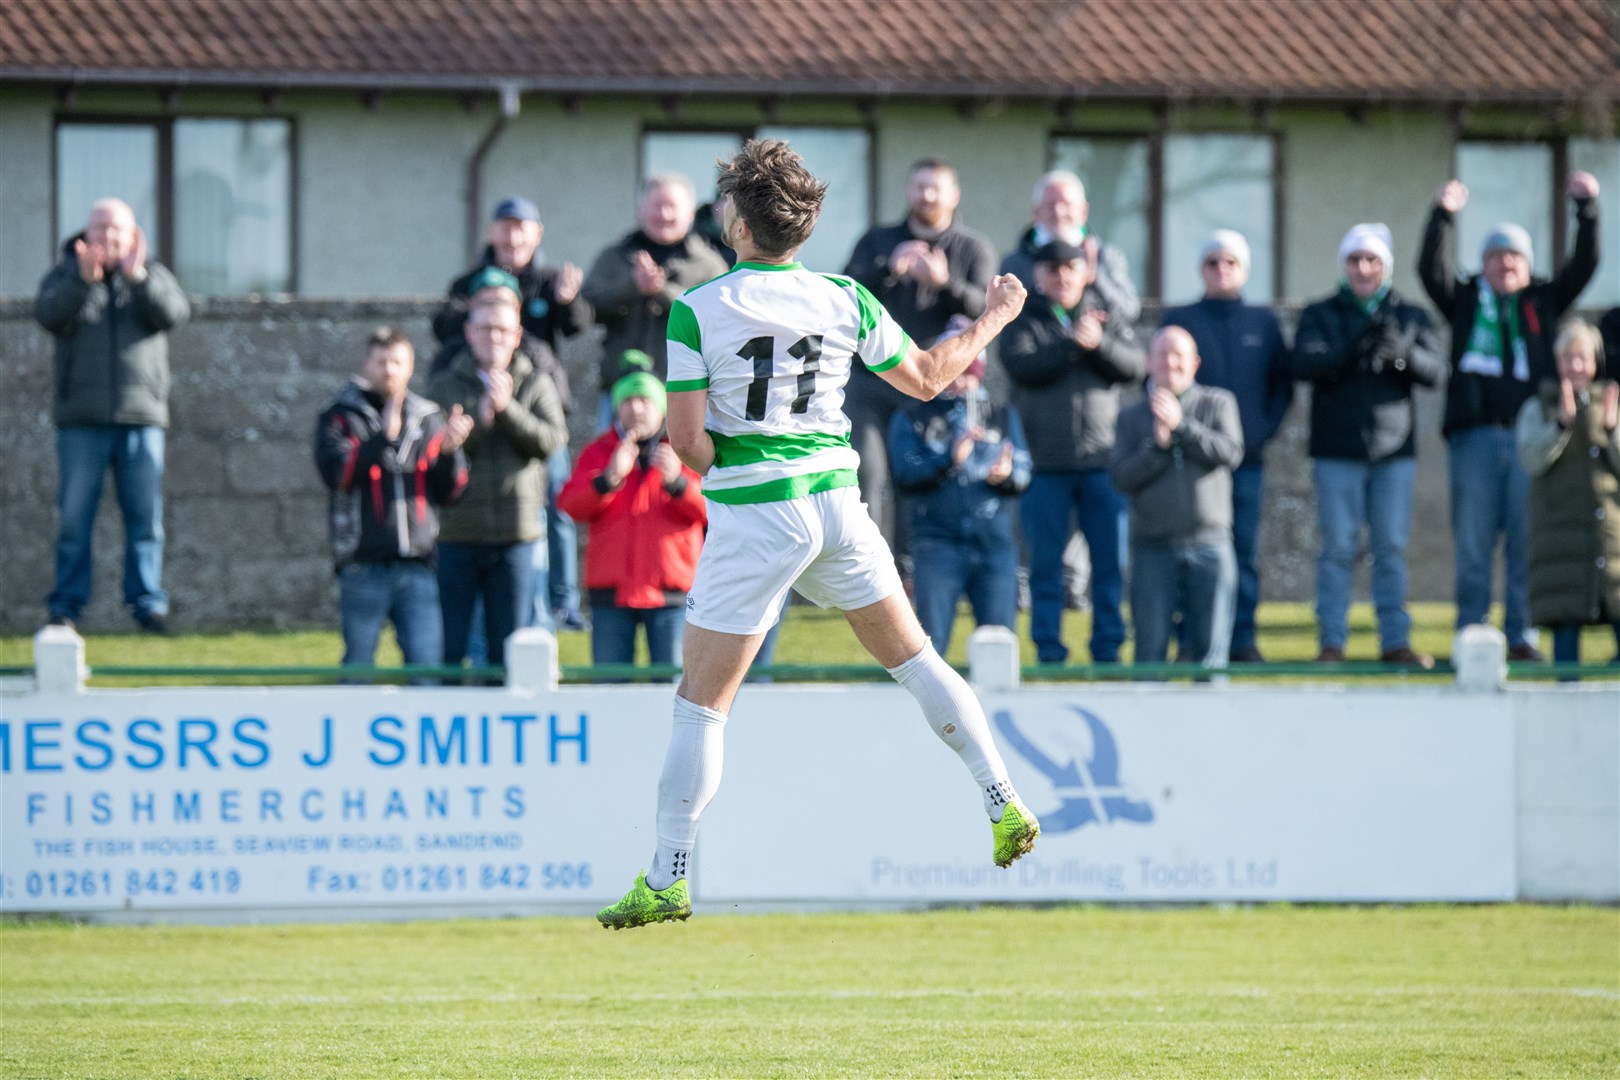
[709,429,852,467]
[666,299,702,353]
[666,377,709,392]
[703,468,859,505]
[865,332,911,373]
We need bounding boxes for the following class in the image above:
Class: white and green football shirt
[665,260,911,504]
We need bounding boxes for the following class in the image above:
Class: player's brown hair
[716,138,828,258]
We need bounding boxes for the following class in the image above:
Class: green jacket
[426,346,567,545]
[1517,380,1620,627]
[34,237,190,428]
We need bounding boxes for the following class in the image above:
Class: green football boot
[596,870,692,930]
[992,802,1040,868]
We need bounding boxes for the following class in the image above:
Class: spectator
[843,159,999,552]
[1603,307,1620,371]
[35,197,189,633]
[560,369,705,667]
[313,328,471,674]
[432,198,592,632]
[1516,321,1620,666]
[1000,170,1140,321]
[1295,224,1446,667]
[1160,230,1292,662]
[426,296,567,672]
[1110,326,1243,669]
[1420,170,1601,661]
[583,174,729,428]
[889,318,1031,656]
[1000,238,1143,664]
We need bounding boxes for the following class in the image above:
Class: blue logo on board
[993,706,1154,834]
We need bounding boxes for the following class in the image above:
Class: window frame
[1047,126,1284,303]
[52,112,300,295]
[1451,134,1569,274]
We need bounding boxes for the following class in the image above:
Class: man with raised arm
[597,139,1036,930]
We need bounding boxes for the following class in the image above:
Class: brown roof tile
[0,0,1613,103]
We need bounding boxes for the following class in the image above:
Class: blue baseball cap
[492,196,540,223]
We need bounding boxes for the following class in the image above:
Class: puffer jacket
[558,425,706,609]
[1292,286,1445,462]
[313,380,468,569]
[425,347,567,545]
[1517,379,1620,627]
[34,234,190,428]
[998,291,1144,471]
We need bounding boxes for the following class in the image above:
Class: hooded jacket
[425,347,567,545]
[34,234,190,428]
[314,379,468,570]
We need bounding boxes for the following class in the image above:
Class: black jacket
[1419,198,1599,436]
[998,291,1144,471]
[1292,287,1445,462]
[1000,226,1141,323]
[314,380,468,570]
[35,234,190,428]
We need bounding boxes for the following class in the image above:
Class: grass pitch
[2,906,1615,1077]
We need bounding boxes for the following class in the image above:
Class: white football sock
[887,641,1019,822]
[647,695,727,891]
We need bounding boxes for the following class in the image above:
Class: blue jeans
[1313,456,1416,650]
[1551,624,1620,665]
[546,449,581,617]
[50,425,167,622]
[591,604,685,666]
[1130,539,1236,667]
[1449,426,1532,645]
[1022,470,1127,663]
[438,541,537,668]
[911,535,1018,656]
[1230,463,1264,652]
[339,560,442,672]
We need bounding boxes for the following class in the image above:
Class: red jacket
[559,428,707,608]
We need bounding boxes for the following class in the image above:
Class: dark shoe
[1315,645,1346,663]
[553,608,591,632]
[135,612,171,636]
[1380,645,1435,669]
[46,614,76,631]
[1507,644,1546,663]
[1229,645,1264,663]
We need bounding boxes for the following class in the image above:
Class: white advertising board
[2,682,1519,915]
[700,685,1518,902]
[0,686,672,913]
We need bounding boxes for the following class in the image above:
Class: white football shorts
[685,485,904,635]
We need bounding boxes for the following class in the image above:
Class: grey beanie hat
[1482,223,1533,263]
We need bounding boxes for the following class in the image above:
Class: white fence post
[1453,624,1508,692]
[33,624,87,694]
[504,627,559,692]
[967,625,1021,691]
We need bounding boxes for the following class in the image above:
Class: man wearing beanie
[1294,224,1445,666]
[560,368,705,668]
[1161,228,1292,661]
[1419,170,1602,660]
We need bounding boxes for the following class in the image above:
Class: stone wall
[0,298,1454,634]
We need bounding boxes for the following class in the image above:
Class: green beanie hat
[612,370,666,414]
[466,266,521,299]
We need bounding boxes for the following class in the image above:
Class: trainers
[1229,645,1265,664]
[992,802,1040,868]
[1380,645,1435,669]
[596,870,691,930]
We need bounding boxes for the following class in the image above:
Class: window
[56,117,294,295]
[1051,132,1277,303]
[1457,137,1619,307]
[641,127,870,274]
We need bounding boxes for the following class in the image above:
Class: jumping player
[597,139,1038,930]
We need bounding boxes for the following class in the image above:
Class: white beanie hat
[1339,223,1394,276]
[1199,229,1250,274]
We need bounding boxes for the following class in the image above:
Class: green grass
[2,601,1616,686]
[1,906,1615,1077]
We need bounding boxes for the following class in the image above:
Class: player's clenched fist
[985,273,1026,321]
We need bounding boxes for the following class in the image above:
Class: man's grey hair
[1032,170,1085,206]
[88,197,135,222]
[641,173,696,203]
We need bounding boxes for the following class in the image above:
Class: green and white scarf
[1458,279,1529,381]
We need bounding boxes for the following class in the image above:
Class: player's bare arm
[879,273,1026,400]
[667,388,714,475]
